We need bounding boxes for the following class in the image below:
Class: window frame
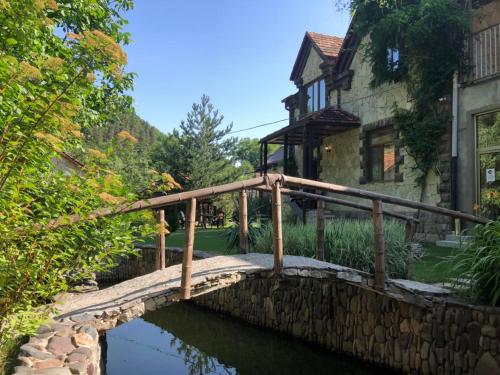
[305,78,327,114]
[367,127,396,183]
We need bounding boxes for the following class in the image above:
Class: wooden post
[272,181,283,275]
[239,189,248,254]
[372,199,385,291]
[181,198,196,300]
[404,220,414,279]
[316,199,325,261]
[156,209,166,270]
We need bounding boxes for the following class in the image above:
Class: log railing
[31,174,489,297]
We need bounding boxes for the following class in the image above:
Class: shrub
[253,219,408,278]
[447,220,500,306]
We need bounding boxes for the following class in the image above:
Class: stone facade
[194,271,500,375]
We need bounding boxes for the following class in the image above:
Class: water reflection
[104,302,390,375]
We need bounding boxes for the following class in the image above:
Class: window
[368,128,395,182]
[476,110,500,218]
[387,48,400,72]
[306,79,327,113]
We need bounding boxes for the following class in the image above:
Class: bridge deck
[56,254,354,318]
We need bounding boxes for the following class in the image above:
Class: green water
[103,302,391,375]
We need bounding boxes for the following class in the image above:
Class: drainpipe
[451,72,459,230]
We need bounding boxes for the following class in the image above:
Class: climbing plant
[349,0,470,185]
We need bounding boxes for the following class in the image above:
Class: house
[259,2,500,241]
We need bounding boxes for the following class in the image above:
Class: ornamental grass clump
[446,221,500,306]
[253,219,408,278]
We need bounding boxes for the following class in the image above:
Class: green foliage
[393,106,451,185]
[224,195,269,251]
[81,112,165,194]
[0,0,155,368]
[254,219,408,278]
[350,0,469,184]
[446,221,500,306]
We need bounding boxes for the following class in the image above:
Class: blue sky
[124,1,350,139]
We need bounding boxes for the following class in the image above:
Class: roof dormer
[290,31,343,86]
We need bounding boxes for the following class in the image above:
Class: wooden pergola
[259,107,360,179]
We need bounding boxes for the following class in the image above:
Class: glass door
[476,110,500,219]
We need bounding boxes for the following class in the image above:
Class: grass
[144,226,456,286]
[410,244,456,284]
[144,228,231,255]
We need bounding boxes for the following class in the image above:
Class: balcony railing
[471,23,500,81]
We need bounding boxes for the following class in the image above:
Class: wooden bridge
[41,174,488,299]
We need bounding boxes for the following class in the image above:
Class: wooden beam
[252,186,420,223]
[264,142,268,174]
[181,198,196,300]
[280,175,488,224]
[156,209,166,270]
[239,190,249,254]
[272,181,283,275]
[316,199,325,261]
[372,200,385,291]
[28,176,270,233]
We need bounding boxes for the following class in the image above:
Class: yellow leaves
[104,173,123,189]
[117,130,138,144]
[86,179,100,190]
[34,132,63,148]
[19,61,42,81]
[34,0,58,10]
[46,0,58,10]
[66,32,82,41]
[81,30,127,66]
[87,148,107,161]
[99,192,123,205]
[44,56,64,71]
[70,130,83,139]
[156,222,170,236]
[161,172,182,191]
[86,72,96,83]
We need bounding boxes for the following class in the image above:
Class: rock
[474,352,500,375]
[73,332,93,347]
[33,358,64,370]
[78,326,98,341]
[33,368,72,375]
[66,351,87,364]
[482,325,498,339]
[70,314,95,324]
[68,361,86,375]
[14,366,34,374]
[47,336,75,356]
[421,341,430,360]
[20,344,53,360]
[374,325,385,343]
[400,319,410,333]
[72,347,92,357]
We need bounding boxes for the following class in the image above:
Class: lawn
[150,228,455,284]
[159,228,231,254]
[410,245,456,284]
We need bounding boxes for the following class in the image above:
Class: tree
[155,95,236,190]
[0,0,159,367]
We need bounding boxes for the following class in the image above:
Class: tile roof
[307,32,344,59]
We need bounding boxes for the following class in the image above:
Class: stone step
[445,234,472,242]
[435,240,469,249]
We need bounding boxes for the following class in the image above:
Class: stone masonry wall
[96,246,210,283]
[194,273,500,375]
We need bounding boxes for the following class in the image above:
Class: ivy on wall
[350,0,470,185]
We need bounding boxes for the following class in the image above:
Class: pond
[102,302,391,375]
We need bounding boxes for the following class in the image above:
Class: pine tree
[177,95,235,190]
